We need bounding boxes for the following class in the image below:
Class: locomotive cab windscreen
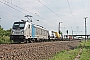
[13,22,26,29]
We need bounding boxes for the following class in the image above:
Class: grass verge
[80,40,90,60]
[46,49,79,60]
[45,40,90,60]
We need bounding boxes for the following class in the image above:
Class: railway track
[0,40,80,60]
[10,38,72,44]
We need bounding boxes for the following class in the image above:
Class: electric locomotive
[10,20,49,43]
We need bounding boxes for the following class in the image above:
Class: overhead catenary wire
[5,0,73,28]
[66,0,73,17]
[50,0,59,10]
[3,0,48,22]
[22,0,54,25]
[35,13,46,20]
[37,0,70,30]
[3,0,63,23]
[66,0,75,28]
[24,0,44,13]
[23,0,59,25]
[23,0,48,20]
[2,0,33,15]
[24,0,65,30]
[0,0,26,15]
[50,0,71,26]
[37,0,63,20]
[50,0,71,27]
[1,0,55,28]
[2,0,48,23]
[0,0,52,22]
[0,10,20,18]
[66,0,83,34]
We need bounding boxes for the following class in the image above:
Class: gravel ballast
[0,40,80,60]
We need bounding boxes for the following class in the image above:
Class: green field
[46,40,90,60]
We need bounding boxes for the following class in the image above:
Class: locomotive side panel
[31,24,35,38]
[34,25,49,40]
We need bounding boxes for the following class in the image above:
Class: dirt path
[75,45,83,60]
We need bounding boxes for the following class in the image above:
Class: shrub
[0,26,11,44]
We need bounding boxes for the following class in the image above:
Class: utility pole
[84,17,88,42]
[71,27,73,39]
[25,15,32,22]
[58,22,62,34]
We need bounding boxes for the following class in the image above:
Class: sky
[0,0,90,35]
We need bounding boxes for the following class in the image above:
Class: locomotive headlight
[21,30,24,34]
[21,31,24,34]
[12,31,14,33]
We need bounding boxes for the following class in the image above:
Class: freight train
[10,20,49,43]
